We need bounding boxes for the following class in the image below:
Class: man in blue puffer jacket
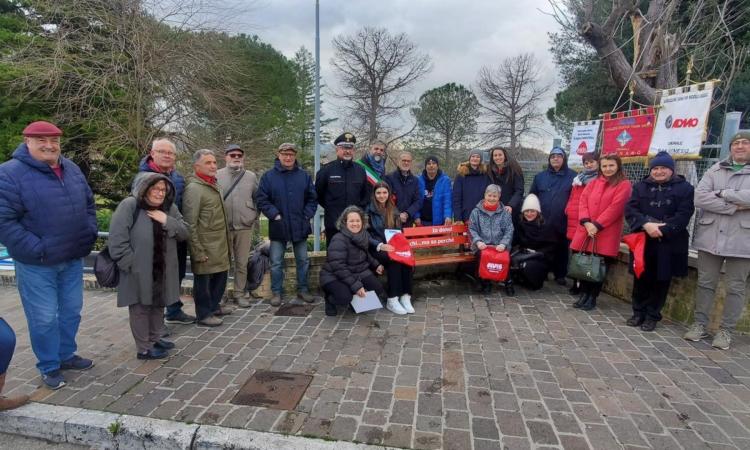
[255,143,318,307]
[529,146,577,285]
[0,121,98,390]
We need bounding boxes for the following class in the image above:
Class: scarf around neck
[483,201,499,212]
[195,171,216,185]
[573,169,597,187]
[340,225,370,250]
[365,153,385,176]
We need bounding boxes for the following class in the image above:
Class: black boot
[572,292,588,308]
[580,295,597,311]
[324,298,337,316]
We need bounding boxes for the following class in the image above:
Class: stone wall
[603,245,750,334]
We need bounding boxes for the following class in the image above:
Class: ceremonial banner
[601,108,655,157]
[649,82,714,158]
[568,120,601,167]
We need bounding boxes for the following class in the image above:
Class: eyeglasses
[732,139,750,146]
[150,188,167,194]
[154,150,176,156]
[227,153,243,158]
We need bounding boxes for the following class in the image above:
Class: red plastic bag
[387,233,416,267]
[478,247,510,281]
[622,232,646,279]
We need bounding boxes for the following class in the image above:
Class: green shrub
[97,208,113,232]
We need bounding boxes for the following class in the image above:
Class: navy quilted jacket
[0,143,97,265]
[137,155,185,210]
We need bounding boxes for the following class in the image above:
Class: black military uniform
[315,133,369,241]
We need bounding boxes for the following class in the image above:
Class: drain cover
[232,371,313,410]
[274,303,316,316]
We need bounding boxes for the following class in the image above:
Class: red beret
[22,121,63,137]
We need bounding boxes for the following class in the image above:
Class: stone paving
[2,279,750,449]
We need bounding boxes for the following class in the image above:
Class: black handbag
[95,206,140,288]
[568,236,607,283]
[94,247,119,288]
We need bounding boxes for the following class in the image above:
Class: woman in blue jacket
[416,156,453,226]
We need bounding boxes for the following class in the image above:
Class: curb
[0,402,393,450]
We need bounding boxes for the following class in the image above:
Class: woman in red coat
[564,153,599,295]
[569,154,631,311]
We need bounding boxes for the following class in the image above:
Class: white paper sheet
[350,290,382,313]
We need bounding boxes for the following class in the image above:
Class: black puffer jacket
[319,212,380,293]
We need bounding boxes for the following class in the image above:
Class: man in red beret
[0,120,98,390]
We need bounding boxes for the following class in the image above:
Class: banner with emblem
[601,108,656,158]
[648,82,714,159]
[568,120,601,167]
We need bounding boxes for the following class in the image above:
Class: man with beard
[357,140,387,198]
[529,147,577,285]
[217,144,258,308]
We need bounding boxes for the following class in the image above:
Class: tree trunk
[580,21,657,105]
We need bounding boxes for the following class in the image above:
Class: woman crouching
[320,206,386,316]
[469,184,514,293]
[109,173,189,359]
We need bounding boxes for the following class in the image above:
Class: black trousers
[375,252,413,297]
[552,240,570,279]
[631,276,671,322]
[579,280,603,297]
[322,274,386,306]
[165,241,189,318]
[193,271,228,320]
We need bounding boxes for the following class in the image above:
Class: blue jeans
[270,240,309,294]
[15,259,83,375]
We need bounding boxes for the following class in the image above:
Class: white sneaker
[386,297,407,315]
[399,294,415,314]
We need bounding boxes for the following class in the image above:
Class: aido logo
[665,115,699,129]
[487,262,504,273]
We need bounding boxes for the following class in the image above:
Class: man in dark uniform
[315,132,368,241]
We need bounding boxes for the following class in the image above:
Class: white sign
[649,82,714,158]
[568,120,601,167]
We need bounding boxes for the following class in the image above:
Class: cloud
[227,0,562,150]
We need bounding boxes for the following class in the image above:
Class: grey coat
[468,201,514,252]
[108,173,189,307]
[693,159,750,258]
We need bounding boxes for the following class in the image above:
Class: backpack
[246,240,270,291]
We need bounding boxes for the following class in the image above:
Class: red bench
[402,224,475,266]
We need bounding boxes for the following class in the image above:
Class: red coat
[570,176,632,257]
[564,184,585,241]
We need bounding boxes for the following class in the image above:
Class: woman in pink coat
[570,154,631,311]
[564,153,599,295]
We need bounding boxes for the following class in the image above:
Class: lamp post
[313,0,322,251]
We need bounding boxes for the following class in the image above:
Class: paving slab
[2,279,750,449]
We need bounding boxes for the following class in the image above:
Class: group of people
[0,120,748,406]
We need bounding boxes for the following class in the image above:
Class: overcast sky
[226,0,563,150]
